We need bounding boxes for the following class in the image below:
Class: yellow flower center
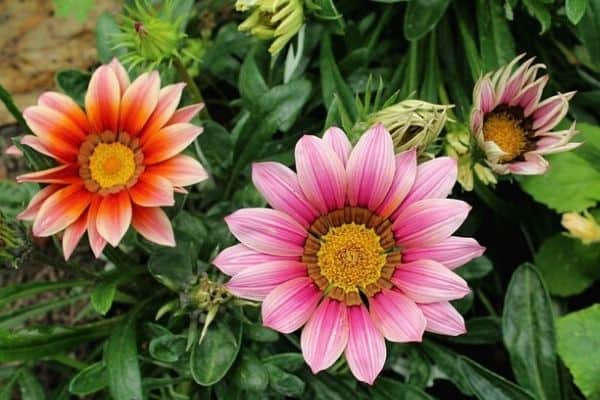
[89,143,136,189]
[482,113,527,162]
[317,223,386,293]
[303,207,399,305]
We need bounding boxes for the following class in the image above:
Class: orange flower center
[78,131,145,194]
[482,113,527,162]
[303,207,399,305]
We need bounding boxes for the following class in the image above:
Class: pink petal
[402,236,485,269]
[369,289,426,342]
[252,162,319,227]
[476,78,495,113]
[119,71,161,136]
[393,199,471,248]
[166,103,205,124]
[322,126,352,166]
[225,208,307,256]
[295,135,346,214]
[532,92,574,133]
[32,184,92,237]
[128,171,175,207]
[262,277,322,333]
[140,83,186,138]
[16,164,80,185]
[506,154,549,175]
[301,298,349,373]
[17,184,61,221]
[62,210,88,261]
[345,304,386,385]
[376,149,417,218]
[146,155,208,187]
[87,197,107,258]
[107,58,130,94]
[213,244,296,276]
[20,135,66,163]
[96,191,132,247]
[392,260,470,303]
[38,91,91,134]
[498,58,534,105]
[142,123,203,165]
[418,301,466,336]
[394,157,457,217]
[513,76,548,113]
[85,65,121,134]
[225,260,307,301]
[131,205,175,247]
[346,124,396,210]
[5,145,22,156]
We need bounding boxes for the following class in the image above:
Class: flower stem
[173,57,211,120]
[476,288,498,317]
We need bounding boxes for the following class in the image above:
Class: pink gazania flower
[213,125,484,384]
[16,58,207,260]
[470,54,580,175]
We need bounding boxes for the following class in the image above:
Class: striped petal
[119,71,161,136]
[376,149,417,218]
[32,184,92,237]
[142,123,203,165]
[147,155,208,188]
[166,103,205,124]
[322,126,352,166]
[301,298,349,373]
[140,83,186,138]
[17,184,61,221]
[16,164,79,185]
[213,244,296,276]
[418,301,466,336]
[345,304,386,385]
[20,134,67,162]
[224,208,307,256]
[87,196,107,258]
[346,124,395,210]
[262,277,322,333]
[129,171,174,207]
[131,205,175,247]
[252,162,319,227]
[38,91,91,133]
[225,261,307,301]
[96,191,132,247]
[369,289,426,342]
[402,236,485,269]
[107,58,130,94]
[85,65,120,133]
[62,210,88,260]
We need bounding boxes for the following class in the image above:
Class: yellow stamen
[483,113,527,162]
[317,223,386,293]
[89,143,136,189]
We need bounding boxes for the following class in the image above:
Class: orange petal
[96,191,132,247]
[17,184,62,221]
[166,103,204,125]
[147,154,208,187]
[38,91,91,134]
[20,135,69,163]
[32,184,92,237]
[139,83,185,139]
[17,164,80,185]
[119,71,160,136]
[129,171,174,207]
[85,65,120,134]
[62,210,88,260]
[132,205,175,247]
[108,58,130,94]
[142,123,203,165]
[87,196,107,258]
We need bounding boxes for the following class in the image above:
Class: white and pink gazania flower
[17,58,207,260]
[214,125,484,384]
[471,54,580,175]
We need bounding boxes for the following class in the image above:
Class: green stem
[173,57,211,120]
[476,289,498,317]
[51,354,88,370]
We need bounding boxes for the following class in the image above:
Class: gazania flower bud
[236,0,304,54]
[113,0,186,68]
[473,163,497,186]
[0,212,32,269]
[365,100,451,155]
[561,212,600,244]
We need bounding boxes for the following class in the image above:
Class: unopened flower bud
[561,212,600,244]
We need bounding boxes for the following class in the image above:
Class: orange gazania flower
[17,58,207,260]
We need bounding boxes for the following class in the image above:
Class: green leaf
[233,353,269,392]
[18,370,45,400]
[0,293,87,329]
[320,33,357,121]
[371,377,434,399]
[577,0,600,65]
[55,69,91,106]
[421,341,473,396]
[238,47,269,111]
[52,0,94,22]
[557,304,600,400]
[455,256,493,281]
[91,281,116,316]
[104,313,143,400]
[149,334,187,363]
[477,0,516,72]
[245,324,279,343]
[148,241,196,291]
[534,234,600,296]
[519,123,600,212]
[459,356,536,400]
[502,264,560,400]
[523,0,552,33]
[447,317,501,345]
[0,280,87,309]
[13,137,55,171]
[0,84,26,126]
[263,353,306,372]
[68,362,108,396]
[403,0,451,41]
[190,320,243,386]
[265,364,305,398]
[567,0,588,24]
[95,12,121,63]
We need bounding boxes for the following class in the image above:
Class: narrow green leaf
[95,12,121,63]
[567,0,588,24]
[13,137,55,171]
[91,281,116,316]
[0,84,26,126]
[320,33,357,120]
[0,293,87,329]
[18,370,45,400]
[502,264,559,400]
[477,0,516,72]
[104,313,143,400]
[523,0,552,33]
[577,0,600,72]
[371,377,435,399]
[422,341,473,396]
[447,317,501,345]
[403,0,451,41]
[238,47,269,111]
[69,362,108,396]
[0,280,87,309]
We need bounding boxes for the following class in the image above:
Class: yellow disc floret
[483,113,527,162]
[89,143,136,189]
[317,223,386,293]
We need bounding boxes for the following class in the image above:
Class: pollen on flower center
[89,143,136,188]
[482,113,527,162]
